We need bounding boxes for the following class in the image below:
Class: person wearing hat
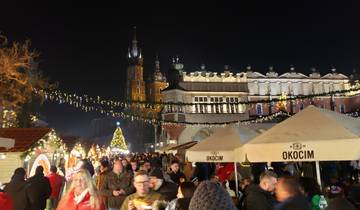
[149,167,178,201]
[4,167,29,210]
[189,180,237,210]
[27,165,52,210]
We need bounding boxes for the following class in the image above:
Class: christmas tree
[110,122,129,154]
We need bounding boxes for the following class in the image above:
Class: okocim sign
[206,151,224,161]
[282,143,315,161]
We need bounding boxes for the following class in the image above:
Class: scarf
[74,188,89,204]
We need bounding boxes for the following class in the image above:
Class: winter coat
[274,195,312,210]
[100,170,135,208]
[243,184,276,210]
[4,178,30,210]
[168,171,186,185]
[56,189,105,210]
[96,168,110,190]
[48,172,65,199]
[27,174,52,210]
[156,181,178,201]
[0,192,13,210]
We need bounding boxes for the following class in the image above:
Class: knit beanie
[189,181,237,210]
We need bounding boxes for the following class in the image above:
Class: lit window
[256,104,263,115]
[340,104,346,113]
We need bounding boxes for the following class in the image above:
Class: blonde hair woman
[57,169,105,210]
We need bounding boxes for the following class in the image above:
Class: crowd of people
[1,152,360,210]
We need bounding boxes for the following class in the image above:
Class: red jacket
[217,163,234,182]
[57,190,105,210]
[0,192,13,210]
[48,172,64,198]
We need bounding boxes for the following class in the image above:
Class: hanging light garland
[37,83,360,108]
[35,83,360,126]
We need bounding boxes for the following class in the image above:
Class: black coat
[4,179,30,210]
[274,195,311,210]
[243,184,276,210]
[27,174,52,210]
[156,181,178,201]
[168,171,186,185]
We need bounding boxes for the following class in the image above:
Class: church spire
[127,26,143,65]
[130,26,139,58]
[155,54,160,72]
[153,54,166,82]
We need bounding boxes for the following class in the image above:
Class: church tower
[125,26,146,101]
[146,55,168,103]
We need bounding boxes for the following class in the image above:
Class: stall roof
[169,141,197,151]
[0,128,51,152]
[235,105,360,162]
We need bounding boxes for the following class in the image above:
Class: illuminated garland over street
[37,83,359,125]
[44,91,290,126]
[39,83,360,108]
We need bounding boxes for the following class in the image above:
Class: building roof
[0,128,51,152]
[60,135,81,150]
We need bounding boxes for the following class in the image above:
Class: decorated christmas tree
[110,122,129,154]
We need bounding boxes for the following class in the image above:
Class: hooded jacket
[27,172,52,210]
[4,175,30,210]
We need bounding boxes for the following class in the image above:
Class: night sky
[2,2,360,139]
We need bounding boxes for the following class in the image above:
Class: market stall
[0,128,67,183]
[235,105,360,187]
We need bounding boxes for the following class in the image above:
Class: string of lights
[44,92,291,126]
[39,83,359,125]
[39,83,360,108]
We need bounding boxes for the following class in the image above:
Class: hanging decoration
[38,83,360,108]
[22,129,67,163]
[34,83,360,125]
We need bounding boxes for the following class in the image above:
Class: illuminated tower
[125,26,146,101]
[146,55,168,104]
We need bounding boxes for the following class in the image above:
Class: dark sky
[2,2,360,138]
